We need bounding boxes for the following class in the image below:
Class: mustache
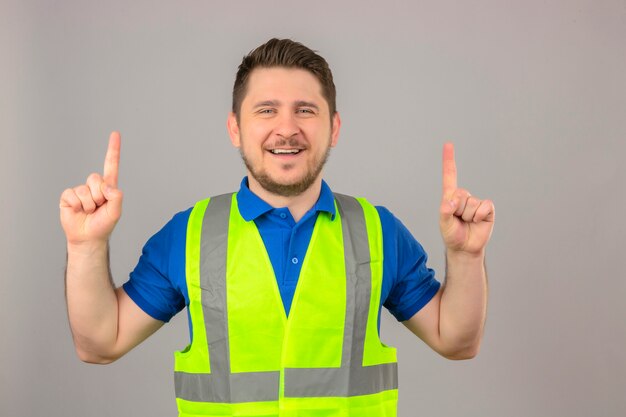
[269,137,306,148]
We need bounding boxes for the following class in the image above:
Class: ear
[330,112,341,148]
[227,112,241,148]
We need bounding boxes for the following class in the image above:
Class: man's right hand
[60,132,123,246]
[61,131,163,364]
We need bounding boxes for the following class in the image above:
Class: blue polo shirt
[123,178,440,327]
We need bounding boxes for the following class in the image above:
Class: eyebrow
[252,100,320,110]
[294,100,319,110]
[253,100,280,109]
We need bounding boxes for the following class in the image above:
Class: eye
[257,108,275,115]
[296,108,315,115]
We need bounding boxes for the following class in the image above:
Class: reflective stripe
[175,371,280,403]
[176,194,280,403]
[283,194,397,397]
[200,193,230,379]
[176,192,396,404]
[283,362,397,397]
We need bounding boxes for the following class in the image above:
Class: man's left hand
[439,143,495,255]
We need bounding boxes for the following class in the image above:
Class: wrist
[67,240,109,258]
[446,248,485,263]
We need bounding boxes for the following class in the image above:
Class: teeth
[271,149,300,154]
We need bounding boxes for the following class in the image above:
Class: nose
[274,112,300,139]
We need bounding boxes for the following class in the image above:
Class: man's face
[228,67,340,197]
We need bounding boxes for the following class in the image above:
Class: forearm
[65,240,120,363]
[438,249,488,358]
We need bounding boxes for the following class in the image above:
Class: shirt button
[291,257,299,265]
[280,213,287,219]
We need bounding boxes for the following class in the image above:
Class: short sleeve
[377,206,441,322]
[122,208,192,322]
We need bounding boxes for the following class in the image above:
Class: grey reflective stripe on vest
[175,192,397,404]
[283,194,397,397]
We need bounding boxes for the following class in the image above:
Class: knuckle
[456,189,471,200]
[60,189,77,207]
[75,185,89,195]
[86,172,102,184]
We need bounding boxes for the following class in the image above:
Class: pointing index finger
[103,131,121,188]
[442,142,457,198]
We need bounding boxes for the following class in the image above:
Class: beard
[240,137,332,197]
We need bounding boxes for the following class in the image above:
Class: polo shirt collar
[236,177,337,222]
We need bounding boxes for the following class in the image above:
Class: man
[61,39,494,416]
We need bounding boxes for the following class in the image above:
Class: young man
[61,38,494,416]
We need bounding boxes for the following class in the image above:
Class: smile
[269,149,302,155]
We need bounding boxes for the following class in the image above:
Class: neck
[247,175,323,223]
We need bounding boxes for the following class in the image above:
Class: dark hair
[232,38,336,117]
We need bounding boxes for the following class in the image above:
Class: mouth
[268,148,304,155]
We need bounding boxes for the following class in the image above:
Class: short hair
[232,38,337,117]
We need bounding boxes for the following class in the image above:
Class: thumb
[439,198,457,230]
[101,183,124,220]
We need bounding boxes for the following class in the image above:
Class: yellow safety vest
[174,193,398,416]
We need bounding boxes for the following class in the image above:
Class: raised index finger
[442,142,457,198]
[103,131,121,187]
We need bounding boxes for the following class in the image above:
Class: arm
[61,132,163,364]
[404,143,494,360]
